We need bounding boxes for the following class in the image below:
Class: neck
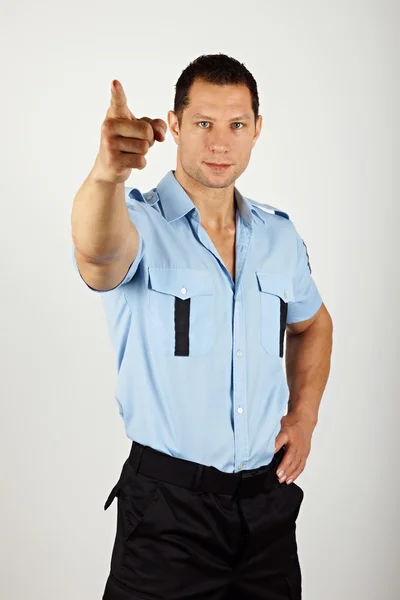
[173,167,236,233]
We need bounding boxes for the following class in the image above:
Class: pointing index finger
[110,80,126,107]
[109,80,135,119]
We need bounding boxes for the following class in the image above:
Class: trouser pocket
[105,462,162,584]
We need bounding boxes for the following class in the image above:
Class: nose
[208,138,230,153]
[207,127,231,152]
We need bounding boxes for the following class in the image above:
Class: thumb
[140,116,167,144]
[108,80,134,120]
[274,432,287,454]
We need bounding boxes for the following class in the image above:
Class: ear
[252,114,263,147]
[168,110,180,144]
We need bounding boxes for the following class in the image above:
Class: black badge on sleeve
[279,298,289,358]
[302,240,312,274]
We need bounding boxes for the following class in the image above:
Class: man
[71,53,333,600]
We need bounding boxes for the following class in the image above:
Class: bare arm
[70,79,167,291]
[71,173,140,291]
[272,303,333,484]
[285,302,333,426]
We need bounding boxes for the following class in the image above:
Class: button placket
[232,279,249,472]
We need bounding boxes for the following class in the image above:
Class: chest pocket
[148,267,215,356]
[256,272,294,357]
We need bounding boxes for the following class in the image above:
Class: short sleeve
[71,186,145,293]
[286,228,323,324]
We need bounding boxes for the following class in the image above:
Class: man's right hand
[92,80,168,184]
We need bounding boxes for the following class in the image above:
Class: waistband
[125,440,286,499]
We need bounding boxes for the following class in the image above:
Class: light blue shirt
[72,170,323,472]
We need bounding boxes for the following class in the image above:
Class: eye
[197,121,245,129]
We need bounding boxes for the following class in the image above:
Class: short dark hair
[173,53,259,127]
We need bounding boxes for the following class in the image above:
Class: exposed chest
[204,228,236,282]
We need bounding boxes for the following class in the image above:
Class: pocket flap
[104,480,120,511]
[148,267,214,299]
[256,272,294,302]
[104,460,132,511]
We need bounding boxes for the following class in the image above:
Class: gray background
[1,0,399,598]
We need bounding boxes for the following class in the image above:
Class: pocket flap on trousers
[104,460,131,511]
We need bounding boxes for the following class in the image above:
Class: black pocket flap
[104,480,121,511]
[104,460,131,511]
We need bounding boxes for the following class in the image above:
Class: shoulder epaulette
[126,187,146,202]
[250,199,290,220]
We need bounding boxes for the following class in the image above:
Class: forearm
[285,316,333,427]
[71,165,131,263]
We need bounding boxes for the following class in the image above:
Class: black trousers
[102,441,304,600]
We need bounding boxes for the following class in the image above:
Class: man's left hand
[274,413,315,484]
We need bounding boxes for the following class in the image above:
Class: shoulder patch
[250,199,290,220]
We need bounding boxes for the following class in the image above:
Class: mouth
[204,162,232,172]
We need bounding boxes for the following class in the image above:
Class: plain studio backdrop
[1,1,399,598]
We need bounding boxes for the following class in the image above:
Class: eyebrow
[191,113,252,122]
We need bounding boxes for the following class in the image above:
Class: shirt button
[283,291,287,299]
[237,406,243,414]
[239,463,244,470]
[236,350,242,357]
[181,287,187,295]
[145,194,152,200]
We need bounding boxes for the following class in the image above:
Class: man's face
[168,79,262,189]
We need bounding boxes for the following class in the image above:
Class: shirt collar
[152,170,263,226]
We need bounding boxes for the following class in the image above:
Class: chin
[201,174,235,189]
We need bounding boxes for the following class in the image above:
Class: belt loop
[134,446,145,475]
[192,464,204,492]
